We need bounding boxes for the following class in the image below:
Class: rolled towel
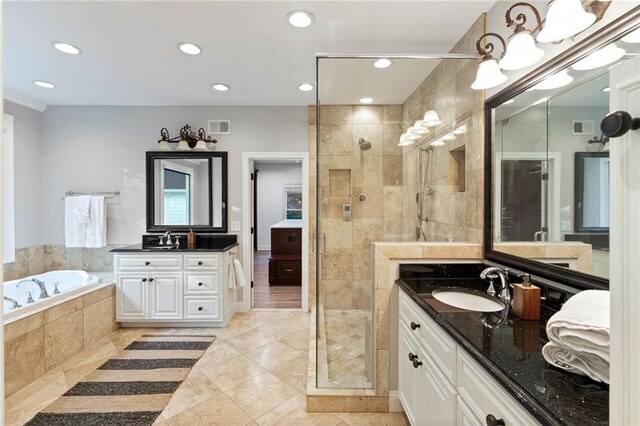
[545,289,610,361]
[542,341,609,384]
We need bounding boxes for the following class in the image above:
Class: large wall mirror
[146,151,228,232]
[485,9,640,289]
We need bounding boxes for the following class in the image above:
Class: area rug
[26,334,216,426]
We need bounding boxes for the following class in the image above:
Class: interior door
[249,160,255,308]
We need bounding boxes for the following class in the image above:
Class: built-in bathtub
[3,270,102,323]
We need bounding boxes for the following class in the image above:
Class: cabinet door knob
[410,321,421,330]
[412,359,423,369]
[145,261,151,266]
[408,352,417,362]
[148,278,154,282]
[141,278,147,283]
[198,282,204,287]
[198,261,203,266]
[486,414,506,426]
[198,306,203,311]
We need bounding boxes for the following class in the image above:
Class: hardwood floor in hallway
[253,250,302,309]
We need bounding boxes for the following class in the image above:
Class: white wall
[40,106,307,245]
[3,100,43,249]
[255,162,302,250]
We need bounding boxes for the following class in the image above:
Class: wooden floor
[253,250,302,309]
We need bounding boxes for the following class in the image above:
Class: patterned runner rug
[25,334,216,426]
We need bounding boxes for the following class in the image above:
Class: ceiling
[3,1,496,107]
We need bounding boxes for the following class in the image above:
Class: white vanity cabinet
[398,288,540,426]
[114,250,237,326]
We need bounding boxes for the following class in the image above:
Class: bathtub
[3,270,102,323]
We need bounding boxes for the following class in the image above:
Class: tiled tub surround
[396,264,608,425]
[3,281,118,397]
[3,244,119,281]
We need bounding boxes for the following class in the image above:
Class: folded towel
[65,197,88,247]
[234,258,246,288]
[73,196,91,224]
[85,196,107,248]
[542,342,609,384]
[227,260,237,289]
[546,290,610,361]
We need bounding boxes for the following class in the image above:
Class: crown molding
[3,90,48,112]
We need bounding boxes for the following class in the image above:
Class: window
[163,168,191,225]
[2,113,15,263]
[284,185,302,220]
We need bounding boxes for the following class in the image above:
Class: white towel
[546,290,610,360]
[85,196,107,248]
[234,258,246,288]
[65,196,88,247]
[73,196,91,224]
[227,260,237,289]
[542,342,609,384]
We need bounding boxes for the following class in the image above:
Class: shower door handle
[320,233,327,254]
[312,233,317,254]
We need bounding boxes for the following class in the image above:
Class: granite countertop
[397,265,608,426]
[110,242,239,253]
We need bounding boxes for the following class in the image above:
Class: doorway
[241,152,309,312]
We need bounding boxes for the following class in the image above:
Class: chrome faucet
[3,296,22,309]
[480,266,511,305]
[17,278,50,299]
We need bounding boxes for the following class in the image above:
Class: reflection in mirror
[146,152,227,232]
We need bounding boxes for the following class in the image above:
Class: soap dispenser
[512,274,541,321]
[187,228,196,249]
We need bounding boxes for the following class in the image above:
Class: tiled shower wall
[401,17,486,244]
[3,245,118,281]
[308,105,404,310]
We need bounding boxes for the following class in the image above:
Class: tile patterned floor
[4,309,407,426]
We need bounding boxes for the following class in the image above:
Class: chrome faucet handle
[158,236,165,245]
[25,291,35,304]
[52,282,61,295]
[173,236,180,247]
[487,280,496,296]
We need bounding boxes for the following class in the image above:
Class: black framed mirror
[146,151,228,233]
[484,8,640,290]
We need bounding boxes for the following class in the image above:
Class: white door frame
[241,152,309,313]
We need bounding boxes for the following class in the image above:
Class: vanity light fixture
[622,27,640,44]
[471,33,508,90]
[453,124,467,135]
[298,83,314,92]
[398,133,419,146]
[212,83,230,92]
[157,124,217,151]
[532,69,574,90]
[498,3,545,71]
[33,80,56,89]
[422,110,443,128]
[536,0,596,43]
[287,10,314,28]
[571,43,626,71]
[430,139,446,147]
[177,42,202,55]
[442,133,457,142]
[409,122,430,135]
[373,58,392,69]
[359,97,373,104]
[52,41,81,55]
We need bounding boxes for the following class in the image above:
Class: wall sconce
[536,0,596,43]
[471,33,509,90]
[422,110,443,128]
[499,3,545,70]
[157,124,218,151]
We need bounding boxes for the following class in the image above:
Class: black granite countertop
[111,234,238,253]
[110,242,238,253]
[396,263,608,426]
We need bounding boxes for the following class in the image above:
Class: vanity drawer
[184,296,221,320]
[399,290,457,383]
[115,255,182,271]
[185,273,219,294]
[457,351,541,426]
[185,255,219,270]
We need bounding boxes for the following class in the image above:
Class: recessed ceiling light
[373,58,392,69]
[503,99,515,105]
[52,41,81,55]
[359,97,373,104]
[33,80,56,89]
[212,83,230,92]
[602,86,610,92]
[177,42,202,55]
[298,83,314,92]
[287,11,314,28]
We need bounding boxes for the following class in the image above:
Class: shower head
[358,137,372,151]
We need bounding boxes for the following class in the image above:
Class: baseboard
[257,245,271,251]
[388,391,404,413]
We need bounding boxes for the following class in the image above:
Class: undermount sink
[431,287,506,312]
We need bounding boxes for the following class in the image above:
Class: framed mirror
[146,151,228,232]
[484,9,640,289]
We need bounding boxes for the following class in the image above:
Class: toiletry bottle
[187,228,196,249]
[512,274,541,320]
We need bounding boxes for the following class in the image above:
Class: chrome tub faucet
[16,278,50,299]
[3,296,22,309]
